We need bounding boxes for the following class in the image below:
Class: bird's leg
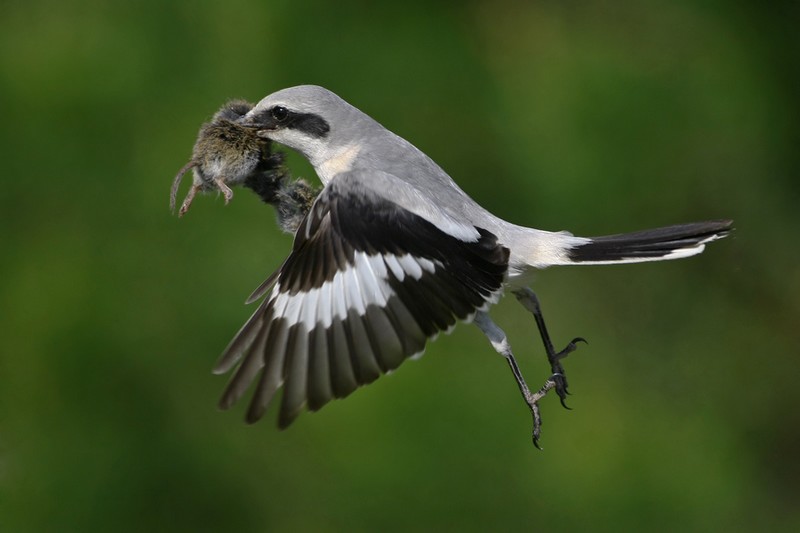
[474,311,561,449]
[513,287,587,409]
[214,177,235,204]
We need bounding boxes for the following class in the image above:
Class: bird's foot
[527,375,560,450]
[547,337,587,409]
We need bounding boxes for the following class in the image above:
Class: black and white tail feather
[567,220,732,265]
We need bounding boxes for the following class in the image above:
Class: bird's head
[240,85,373,182]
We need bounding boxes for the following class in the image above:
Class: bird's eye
[271,106,289,122]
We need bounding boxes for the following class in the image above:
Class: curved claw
[554,337,587,360]
[550,372,572,409]
[533,437,543,451]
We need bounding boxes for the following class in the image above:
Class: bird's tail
[564,219,733,265]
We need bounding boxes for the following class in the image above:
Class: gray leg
[474,311,560,449]
[513,287,587,409]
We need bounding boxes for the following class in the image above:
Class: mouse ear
[170,160,197,214]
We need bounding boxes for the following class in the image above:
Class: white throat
[314,143,362,185]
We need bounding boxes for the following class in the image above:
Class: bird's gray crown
[252,85,351,116]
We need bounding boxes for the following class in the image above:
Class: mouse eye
[271,106,289,122]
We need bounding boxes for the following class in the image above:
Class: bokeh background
[1,1,798,531]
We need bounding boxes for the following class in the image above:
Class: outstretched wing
[213,173,509,428]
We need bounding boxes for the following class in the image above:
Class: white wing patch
[268,252,445,331]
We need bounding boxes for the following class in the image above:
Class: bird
[211,85,732,447]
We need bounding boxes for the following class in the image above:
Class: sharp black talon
[549,372,572,410]
[534,437,543,451]
[554,337,587,360]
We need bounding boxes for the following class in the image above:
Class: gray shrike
[210,85,731,447]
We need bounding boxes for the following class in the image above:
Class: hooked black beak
[238,110,278,131]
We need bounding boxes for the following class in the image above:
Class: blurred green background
[1,0,798,531]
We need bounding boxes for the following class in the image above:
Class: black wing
[213,178,509,428]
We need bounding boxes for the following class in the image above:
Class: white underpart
[316,144,362,184]
[501,227,589,271]
[205,159,225,177]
